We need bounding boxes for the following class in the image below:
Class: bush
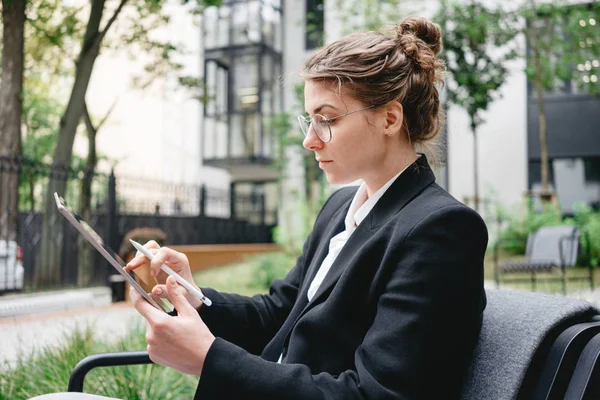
[566,203,600,268]
[249,251,297,291]
[495,200,563,255]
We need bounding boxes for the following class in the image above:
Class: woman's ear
[383,101,404,136]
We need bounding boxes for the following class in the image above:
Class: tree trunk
[531,26,551,200]
[0,0,25,242]
[77,103,98,286]
[37,0,109,287]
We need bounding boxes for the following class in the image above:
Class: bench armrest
[68,351,153,393]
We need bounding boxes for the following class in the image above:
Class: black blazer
[196,155,488,400]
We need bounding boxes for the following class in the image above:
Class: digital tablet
[54,192,172,313]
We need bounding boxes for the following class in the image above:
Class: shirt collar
[344,161,415,232]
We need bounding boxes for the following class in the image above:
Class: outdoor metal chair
[494,226,593,294]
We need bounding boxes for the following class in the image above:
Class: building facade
[86,0,599,231]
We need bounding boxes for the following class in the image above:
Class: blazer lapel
[307,155,436,306]
[301,198,349,294]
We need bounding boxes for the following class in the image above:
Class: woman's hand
[125,240,203,309]
[130,276,215,376]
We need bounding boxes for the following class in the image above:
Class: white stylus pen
[129,239,212,307]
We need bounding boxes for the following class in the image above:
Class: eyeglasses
[297,105,377,143]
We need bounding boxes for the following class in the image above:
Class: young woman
[125,15,488,400]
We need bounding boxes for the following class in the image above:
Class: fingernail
[169,278,177,286]
[155,288,163,295]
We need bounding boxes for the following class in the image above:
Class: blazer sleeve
[198,253,304,355]
[195,204,488,400]
[198,189,349,355]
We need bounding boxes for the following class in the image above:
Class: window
[205,61,228,118]
[232,54,259,112]
[306,0,324,50]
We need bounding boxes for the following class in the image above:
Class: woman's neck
[364,150,419,198]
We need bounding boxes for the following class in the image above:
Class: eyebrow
[307,103,339,115]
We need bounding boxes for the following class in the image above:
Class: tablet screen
[54,192,171,313]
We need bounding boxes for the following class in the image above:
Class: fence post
[230,182,236,220]
[200,184,206,216]
[107,170,118,251]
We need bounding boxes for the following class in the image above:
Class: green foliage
[496,200,564,254]
[521,0,600,96]
[0,324,198,400]
[334,0,408,33]
[249,251,297,290]
[435,0,519,131]
[566,203,600,268]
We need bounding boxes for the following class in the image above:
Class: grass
[193,251,296,296]
[0,324,199,400]
[484,251,600,295]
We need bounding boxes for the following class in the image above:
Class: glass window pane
[261,55,273,114]
[230,113,261,158]
[262,6,282,51]
[205,62,217,116]
[232,2,261,45]
[218,6,230,47]
[204,117,215,158]
[273,60,282,114]
[233,55,259,112]
[204,7,218,48]
[262,115,273,158]
[216,120,228,159]
[306,0,324,50]
[205,61,229,117]
[203,118,228,160]
[217,67,228,115]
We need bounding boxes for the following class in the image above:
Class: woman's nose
[302,125,324,151]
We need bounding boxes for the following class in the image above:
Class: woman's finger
[126,249,159,270]
[149,247,188,277]
[152,284,169,298]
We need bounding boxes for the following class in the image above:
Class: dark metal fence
[1,156,276,293]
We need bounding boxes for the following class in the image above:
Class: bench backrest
[527,226,580,267]
[461,289,598,400]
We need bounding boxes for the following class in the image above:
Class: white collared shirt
[276,163,412,364]
[306,164,409,301]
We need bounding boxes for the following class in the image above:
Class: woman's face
[302,80,398,186]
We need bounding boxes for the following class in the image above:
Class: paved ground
[0,293,143,369]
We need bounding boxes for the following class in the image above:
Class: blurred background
[1,1,600,398]
[0,0,599,299]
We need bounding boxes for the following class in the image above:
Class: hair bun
[398,16,442,56]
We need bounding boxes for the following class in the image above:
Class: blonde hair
[301,16,446,148]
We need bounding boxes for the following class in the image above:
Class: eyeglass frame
[297,104,379,143]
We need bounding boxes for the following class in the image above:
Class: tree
[0,0,26,242]
[76,100,115,285]
[521,0,600,199]
[435,0,518,211]
[334,0,408,34]
[35,0,220,286]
